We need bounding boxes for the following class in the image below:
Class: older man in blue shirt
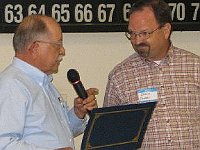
[0,15,98,150]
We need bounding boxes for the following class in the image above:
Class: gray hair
[13,15,49,52]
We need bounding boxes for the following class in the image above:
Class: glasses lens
[141,32,150,39]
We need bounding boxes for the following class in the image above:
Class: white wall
[0,31,200,149]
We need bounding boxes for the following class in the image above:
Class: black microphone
[67,69,88,99]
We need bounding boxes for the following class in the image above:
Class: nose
[131,35,144,45]
[60,46,65,56]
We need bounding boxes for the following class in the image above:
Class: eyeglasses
[125,26,162,40]
[35,40,63,48]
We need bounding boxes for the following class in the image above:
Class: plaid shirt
[104,45,200,149]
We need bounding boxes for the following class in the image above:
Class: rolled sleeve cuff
[68,108,88,137]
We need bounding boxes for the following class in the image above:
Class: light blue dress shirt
[0,57,87,150]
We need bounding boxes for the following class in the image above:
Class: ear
[27,41,39,58]
[162,23,171,39]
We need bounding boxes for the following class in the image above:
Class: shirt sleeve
[0,80,52,150]
[67,108,88,137]
[49,82,88,138]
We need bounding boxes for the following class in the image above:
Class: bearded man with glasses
[104,0,200,149]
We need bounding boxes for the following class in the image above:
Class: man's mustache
[135,43,148,47]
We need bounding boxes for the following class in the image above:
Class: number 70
[169,3,199,21]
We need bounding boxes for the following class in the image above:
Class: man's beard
[133,43,150,58]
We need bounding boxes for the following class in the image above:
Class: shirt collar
[12,57,53,86]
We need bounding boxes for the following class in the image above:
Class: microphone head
[67,69,80,83]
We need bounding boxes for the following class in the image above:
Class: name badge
[137,87,158,103]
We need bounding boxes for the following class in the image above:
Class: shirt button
[168,139,171,143]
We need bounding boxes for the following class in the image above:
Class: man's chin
[136,50,148,58]
[51,67,59,74]
[53,68,59,74]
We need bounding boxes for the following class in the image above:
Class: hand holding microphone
[67,69,98,118]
